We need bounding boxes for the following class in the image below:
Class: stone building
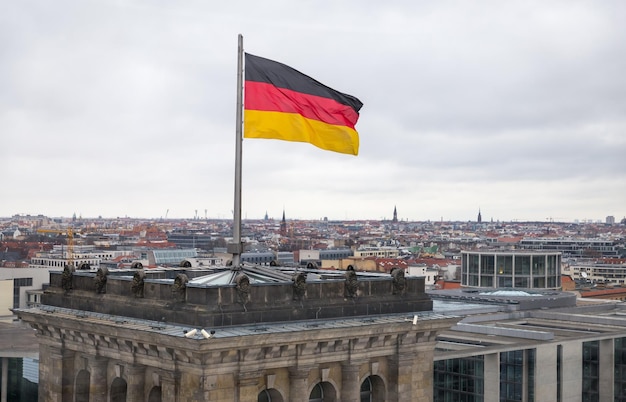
[16,265,457,401]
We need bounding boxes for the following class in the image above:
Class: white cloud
[1,0,625,222]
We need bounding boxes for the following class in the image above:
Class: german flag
[244,53,363,155]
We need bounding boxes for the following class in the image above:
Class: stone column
[43,346,64,402]
[561,342,582,401]
[599,338,614,402]
[341,362,362,402]
[89,357,108,402]
[414,343,435,401]
[388,351,417,402]
[483,353,499,402]
[161,375,177,402]
[61,350,75,402]
[288,366,312,402]
[126,365,146,402]
[237,371,262,402]
[534,344,557,402]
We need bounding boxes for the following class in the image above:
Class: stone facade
[17,267,458,401]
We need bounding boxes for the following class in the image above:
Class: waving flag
[244,53,363,155]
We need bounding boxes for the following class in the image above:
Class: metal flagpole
[230,33,244,268]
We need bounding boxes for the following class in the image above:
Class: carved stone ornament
[94,267,108,294]
[172,274,188,302]
[391,267,407,295]
[131,269,146,298]
[292,272,307,301]
[344,266,358,298]
[235,273,251,305]
[61,265,74,294]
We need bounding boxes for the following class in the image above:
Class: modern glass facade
[167,232,214,250]
[434,356,484,402]
[151,249,198,264]
[13,278,33,309]
[0,357,38,401]
[582,341,599,402]
[434,349,538,402]
[461,251,561,289]
[500,349,534,402]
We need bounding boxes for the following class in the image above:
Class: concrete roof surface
[0,320,39,358]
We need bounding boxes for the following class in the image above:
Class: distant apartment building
[167,231,215,250]
[299,248,353,267]
[353,246,400,259]
[238,251,295,267]
[275,251,295,266]
[606,215,616,225]
[178,256,224,268]
[518,237,622,258]
[406,264,439,287]
[29,244,135,270]
[563,258,626,284]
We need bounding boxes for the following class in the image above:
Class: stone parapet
[43,269,432,327]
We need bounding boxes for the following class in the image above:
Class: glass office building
[433,301,626,402]
[460,251,562,289]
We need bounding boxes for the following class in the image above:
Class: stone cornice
[18,306,457,373]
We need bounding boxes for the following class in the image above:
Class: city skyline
[2,1,625,223]
[1,211,621,225]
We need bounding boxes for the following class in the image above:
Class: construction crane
[37,228,75,268]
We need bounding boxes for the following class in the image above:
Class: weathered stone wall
[43,270,432,328]
[28,267,444,400]
[21,305,456,402]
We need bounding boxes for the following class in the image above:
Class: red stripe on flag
[244,81,359,129]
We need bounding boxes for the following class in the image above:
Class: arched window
[360,377,372,402]
[258,388,284,402]
[111,377,127,402]
[75,370,90,402]
[309,382,337,402]
[148,386,162,402]
[360,375,385,402]
[310,383,323,402]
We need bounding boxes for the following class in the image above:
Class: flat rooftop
[434,301,626,359]
[0,320,39,358]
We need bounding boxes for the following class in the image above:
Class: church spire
[392,206,398,223]
[477,208,482,223]
[280,209,287,236]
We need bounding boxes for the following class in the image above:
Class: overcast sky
[2,1,625,223]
